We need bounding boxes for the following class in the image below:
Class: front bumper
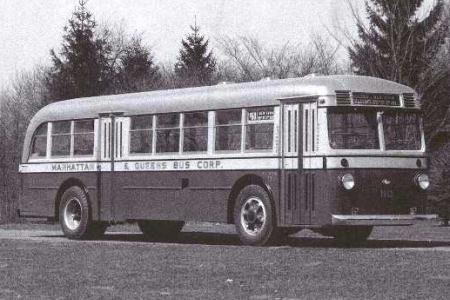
[331,214,438,226]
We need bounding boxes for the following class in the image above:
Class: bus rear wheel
[234,185,278,246]
[137,220,184,241]
[331,226,373,245]
[59,186,100,240]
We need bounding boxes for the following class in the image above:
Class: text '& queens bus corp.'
[18,75,435,246]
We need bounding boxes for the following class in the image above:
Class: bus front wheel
[234,185,278,246]
[59,186,102,239]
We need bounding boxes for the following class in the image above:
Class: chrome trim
[331,214,438,226]
[325,156,427,169]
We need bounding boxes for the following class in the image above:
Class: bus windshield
[383,111,421,150]
[328,109,379,149]
[328,108,422,150]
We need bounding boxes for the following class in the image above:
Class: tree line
[0,0,449,222]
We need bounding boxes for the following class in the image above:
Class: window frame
[50,120,72,158]
[28,119,98,162]
[381,110,422,151]
[214,108,244,153]
[128,114,154,156]
[182,111,209,154]
[155,113,181,154]
[244,106,276,153]
[29,122,49,160]
[327,107,381,150]
[325,107,426,154]
[73,119,96,157]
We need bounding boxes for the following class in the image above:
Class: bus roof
[31,75,414,121]
[23,75,414,162]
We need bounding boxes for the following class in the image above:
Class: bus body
[18,75,435,245]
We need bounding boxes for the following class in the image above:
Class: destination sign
[248,110,274,122]
[352,93,400,107]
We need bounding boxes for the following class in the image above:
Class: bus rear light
[415,173,430,190]
[341,174,355,190]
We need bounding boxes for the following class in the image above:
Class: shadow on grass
[38,231,450,249]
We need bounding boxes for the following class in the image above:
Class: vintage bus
[18,75,435,245]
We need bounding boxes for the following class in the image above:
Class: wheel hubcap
[240,197,266,236]
[64,198,82,230]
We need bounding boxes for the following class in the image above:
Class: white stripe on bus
[18,156,425,173]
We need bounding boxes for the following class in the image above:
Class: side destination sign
[248,110,274,121]
[352,93,400,107]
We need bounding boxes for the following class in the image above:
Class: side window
[156,113,180,153]
[130,115,153,154]
[215,109,242,151]
[183,112,208,152]
[30,123,48,159]
[74,120,95,156]
[245,106,274,151]
[51,121,71,156]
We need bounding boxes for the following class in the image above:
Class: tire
[59,186,98,240]
[331,226,373,245]
[233,185,278,246]
[137,220,184,241]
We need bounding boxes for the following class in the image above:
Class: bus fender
[54,178,91,221]
[227,174,275,224]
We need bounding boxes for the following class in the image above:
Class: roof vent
[403,93,416,108]
[335,90,351,105]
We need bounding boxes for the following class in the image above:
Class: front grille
[403,93,416,108]
[335,90,351,105]
[338,169,425,215]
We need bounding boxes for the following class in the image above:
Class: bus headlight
[416,173,430,190]
[341,174,355,190]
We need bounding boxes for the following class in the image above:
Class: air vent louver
[335,90,351,105]
[403,93,416,108]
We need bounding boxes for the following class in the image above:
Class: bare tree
[216,34,342,82]
[0,68,47,223]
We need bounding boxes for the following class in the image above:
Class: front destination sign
[352,93,400,106]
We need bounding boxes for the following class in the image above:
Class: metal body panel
[19,172,101,220]
[19,166,428,226]
[20,169,281,224]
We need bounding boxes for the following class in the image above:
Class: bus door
[281,103,303,225]
[302,102,318,224]
[281,101,315,225]
[98,113,126,221]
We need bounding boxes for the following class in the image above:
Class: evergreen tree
[116,37,161,93]
[349,0,448,88]
[175,23,216,87]
[350,0,450,223]
[46,0,111,101]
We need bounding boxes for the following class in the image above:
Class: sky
[0,0,437,89]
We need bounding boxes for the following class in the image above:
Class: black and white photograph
[1,0,450,299]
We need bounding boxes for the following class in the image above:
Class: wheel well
[227,174,274,224]
[54,178,88,221]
